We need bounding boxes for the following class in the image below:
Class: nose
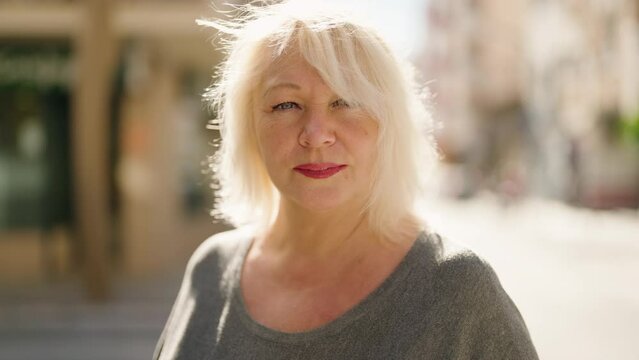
[298,108,336,148]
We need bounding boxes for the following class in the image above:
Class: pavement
[0,273,181,360]
[1,195,638,360]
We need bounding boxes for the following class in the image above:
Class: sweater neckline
[229,231,429,344]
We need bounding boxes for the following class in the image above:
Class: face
[253,53,379,213]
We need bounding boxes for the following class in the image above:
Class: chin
[288,188,357,212]
[295,196,346,212]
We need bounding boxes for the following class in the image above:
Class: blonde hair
[199,0,437,240]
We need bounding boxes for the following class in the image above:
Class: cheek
[357,134,379,177]
[344,120,379,160]
[256,121,296,164]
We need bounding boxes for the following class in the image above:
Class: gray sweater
[154,228,539,359]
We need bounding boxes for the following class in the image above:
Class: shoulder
[184,226,253,283]
[414,232,523,321]
[418,232,502,301]
[188,227,252,265]
[153,228,253,360]
[413,233,539,359]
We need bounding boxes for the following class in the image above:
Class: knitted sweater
[154,228,539,359]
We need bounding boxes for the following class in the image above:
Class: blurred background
[0,0,637,359]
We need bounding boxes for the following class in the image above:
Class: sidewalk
[0,272,182,360]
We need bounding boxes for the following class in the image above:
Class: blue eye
[272,102,299,111]
[331,98,350,108]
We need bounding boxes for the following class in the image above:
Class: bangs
[266,20,393,133]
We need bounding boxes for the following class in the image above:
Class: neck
[246,199,422,288]
[257,198,383,259]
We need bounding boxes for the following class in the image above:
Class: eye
[272,102,300,111]
[331,98,350,109]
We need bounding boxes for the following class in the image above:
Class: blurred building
[0,0,237,299]
[3,0,638,299]
[422,0,639,207]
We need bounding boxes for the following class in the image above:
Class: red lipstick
[293,163,347,179]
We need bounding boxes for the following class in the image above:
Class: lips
[293,163,347,179]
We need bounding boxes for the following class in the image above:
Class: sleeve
[152,267,192,360]
[151,231,239,360]
[152,326,166,360]
[450,254,539,360]
[151,240,206,360]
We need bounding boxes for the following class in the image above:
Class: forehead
[260,52,328,93]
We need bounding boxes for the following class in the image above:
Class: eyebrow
[262,82,301,97]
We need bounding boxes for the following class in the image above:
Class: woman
[154,1,539,359]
